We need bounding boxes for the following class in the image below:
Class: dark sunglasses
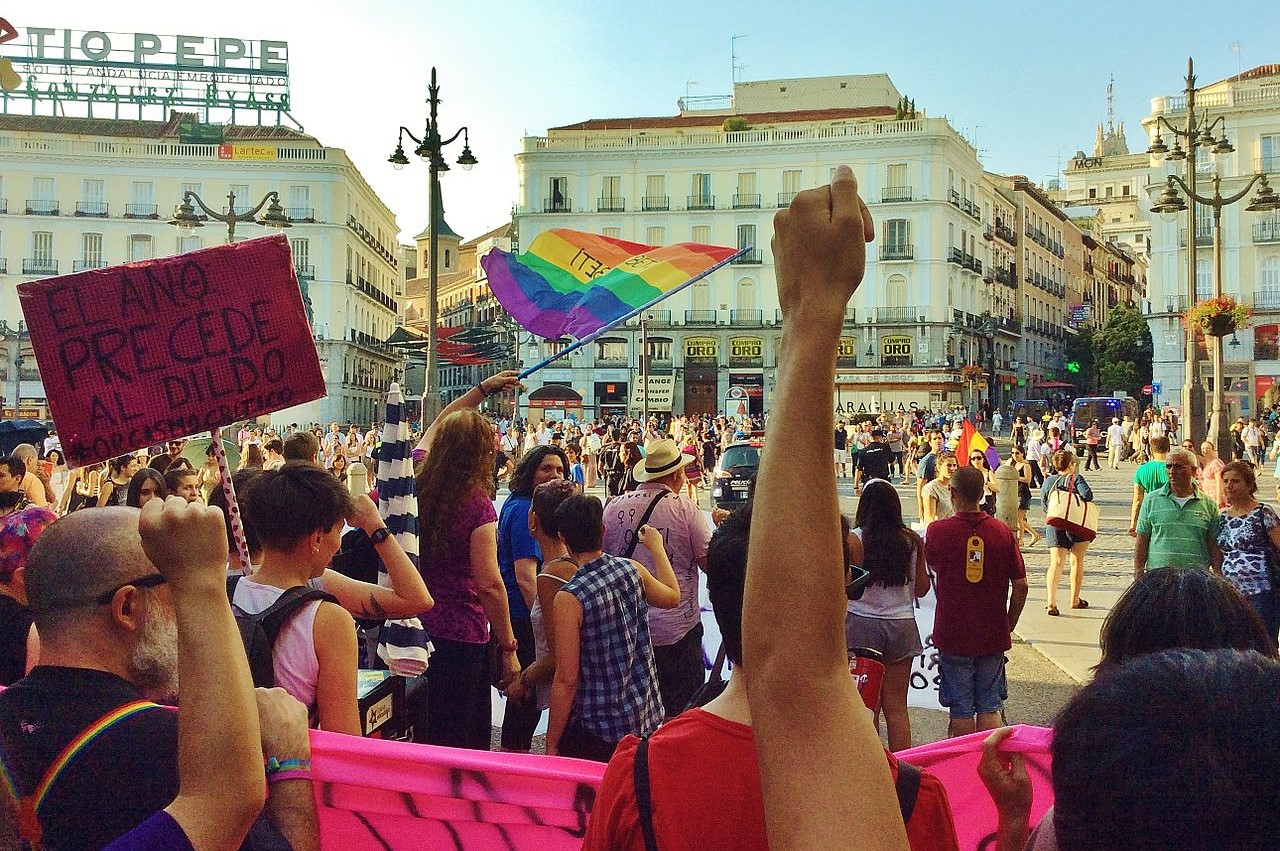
[95,573,166,605]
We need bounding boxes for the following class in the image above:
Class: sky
[7,0,1280,243]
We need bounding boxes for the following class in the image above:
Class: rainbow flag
[956,420,1001,469]
[480,228,740,340]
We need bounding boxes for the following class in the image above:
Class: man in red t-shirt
[582,502,960,851]
[924,466,1028,738]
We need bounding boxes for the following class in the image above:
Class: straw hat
[632,439,694,483]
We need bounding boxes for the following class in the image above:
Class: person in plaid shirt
[545,493,680,762]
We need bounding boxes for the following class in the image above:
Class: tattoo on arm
[356,594,388,620]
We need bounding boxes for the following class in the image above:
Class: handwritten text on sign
[18,235,325,467]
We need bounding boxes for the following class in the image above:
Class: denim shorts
[937,652,1006,719]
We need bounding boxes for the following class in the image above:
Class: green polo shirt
[1136,484,1220,571]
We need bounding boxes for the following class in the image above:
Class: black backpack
[226,575,337,688]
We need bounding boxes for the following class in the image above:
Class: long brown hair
[416,410,495,562]
[852,480,920,587]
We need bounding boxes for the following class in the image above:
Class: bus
[1071,396,1140,452]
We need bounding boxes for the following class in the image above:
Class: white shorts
[834,450,846,464]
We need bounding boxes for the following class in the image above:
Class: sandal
[1047,606,1060,617]
[1072,599,1089,609]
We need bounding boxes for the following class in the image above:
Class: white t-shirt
[1107,424,1125,445]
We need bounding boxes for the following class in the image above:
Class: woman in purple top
[417,407,522,749]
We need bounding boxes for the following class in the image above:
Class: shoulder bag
[1045,474,1099,542]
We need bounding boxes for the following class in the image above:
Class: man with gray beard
[0,507,301,851]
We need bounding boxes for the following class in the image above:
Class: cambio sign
[1,26,290,113]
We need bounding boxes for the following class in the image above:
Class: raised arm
[743,166,908,851]
[632,523,680,608]
[138,496,263,851]
[415,371,522,456]
[322,494,432,619]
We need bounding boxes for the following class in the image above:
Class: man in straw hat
[603,438,713,717]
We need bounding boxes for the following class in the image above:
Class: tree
[1065,327,1097,394]
[1091,304,1153,398]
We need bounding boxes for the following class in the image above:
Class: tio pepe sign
[18,235,325,467]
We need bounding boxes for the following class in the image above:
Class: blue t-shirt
[497,495,539,620]
[570,462,585,487]
[104,811,194,851]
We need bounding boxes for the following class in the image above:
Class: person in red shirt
[582,500,960,851]
[924,466,1029,737]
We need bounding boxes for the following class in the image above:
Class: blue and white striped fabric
[375,382,433,676]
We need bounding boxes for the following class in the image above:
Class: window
[885,219,910,247]
[646,227,665,247]
[288,186,311,220]
[1122,185,1131,196]
[444,249,451,269]
[691,173,711,203]
[130,235,154,262]
[82,179,105,214]
[594,338,627,362]
[290,237,310,269]
[887,163,907,188]
[736,277,756,312]
[602,226,622,239]
[549,176,568,211]
[230,185,250,210]
[737,172,756,196]
[32,177,54,201]
[1105,186,1113,198]
[130,181,154,206]
[1195,258,1211,301]
[782,170,801,195]
[602,175,621,202]
[1263,135,1280,173]
[645,174,665,199]
[646,339,672,361]
[181,182,202,198]
[177,236,202,254]
[691,280,711,311]
[886,273,908,307]
[82,233,103,266]
[737,224,757,252]
[31,231,53,261]
[1261,256,1280,292]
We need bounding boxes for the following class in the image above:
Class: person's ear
[110,585,146,632]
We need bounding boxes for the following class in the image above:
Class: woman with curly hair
[416,370,524,749]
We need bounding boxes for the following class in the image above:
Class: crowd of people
[0,166,1276,850]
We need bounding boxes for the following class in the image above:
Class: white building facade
[0,113,403,426]
[1142,64,1280,417]
[513,75,1026,420]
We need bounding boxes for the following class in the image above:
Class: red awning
[1034,380,1076,389]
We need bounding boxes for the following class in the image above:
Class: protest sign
[18,234,324,467]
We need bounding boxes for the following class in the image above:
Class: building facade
[1143,64,1280,416]
[0,112,402,427]
[513,74,1029,420]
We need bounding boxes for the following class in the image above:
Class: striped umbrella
[374,382,432,676]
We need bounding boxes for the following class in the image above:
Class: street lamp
[388,67,477,427]
[1149,59,1280,454]
[169,189,290,245]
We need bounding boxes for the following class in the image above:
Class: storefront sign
[882,335,912,367]
[217,143,277,161]
[630,375,674,411]
[728,336,763,367]
[684,337,718,364]
[0,24,291,117]
[1255,324,1278,362]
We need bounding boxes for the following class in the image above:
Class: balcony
[641,310,672,325]
[876,306,919,323]
[286,207,315,223]
[948,247,965,266]
[962,199,980,221]
[350,329,390,352]
[844,306,858,325]
[75,201,108,217]
[687,195,715,211]
[25,200,59,216]
[542,198,572,213]
[995,265,1016,287]
[642,195,670,212]
[125,203,159,219]
[732,193,761,209]
[349,273,397,312]
[685,309,719,325]
[23,259,58,275]
[881,186,914,203]
[0,259,6,274]
[1165,295,1188,313]
[594,356,629,368]
[1254,290,1280,310]
[1179,227,1213,248]
[597,197,625,213]
[73,259,108,272]
[732,250,762,265]
[994,222,1017,246]
[777,191,797,207]
[1258,155,1280,174]
[949,189,961,208]
[1254,221,1280,244]
[730,309,763,326]
[880,243,914,261]
[294,264,315,281]
[0,198,6,214]
[998,317,1021,335]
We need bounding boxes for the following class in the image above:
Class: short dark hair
[1150,435,1171,454]
[1097,569,1276,673]
[531,479,578,537]
[508,446,569,497]
[263,438,284,454]
[949,465,984,504]
[163,467,198,494]
[243,462,351,552]
[107,454,134,475]
[0,456,25,479]
[209,469,265,555]
[1053,649,1280,851]
[282,430,319,462]
[126,468,168,508]
[706,501,752,665]
[553,493,603,553]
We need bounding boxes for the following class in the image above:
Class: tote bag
[1046,475,1099,542]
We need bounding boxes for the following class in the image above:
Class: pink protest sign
[18,234,325,467]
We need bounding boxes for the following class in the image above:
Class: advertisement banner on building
[18,234,324,467]
[881,335,912,367]
[1255,324,1279,362]
[629,375,675,412]
[683,337,718,364]
[728,336,763,367]
[217,144,278,161]
[1257,375,1277,403]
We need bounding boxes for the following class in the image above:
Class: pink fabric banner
[308,724,1054,850]
[898,725,1055,851]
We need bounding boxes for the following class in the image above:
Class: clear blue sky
[12,0,1280,241]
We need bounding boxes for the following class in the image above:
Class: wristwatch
[368,526,391,545]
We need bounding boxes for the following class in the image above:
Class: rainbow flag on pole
[956,420,1001,469]
[481,228,740,340]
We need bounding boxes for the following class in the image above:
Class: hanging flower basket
[959,364,984,381]
[1186,297,1250,337]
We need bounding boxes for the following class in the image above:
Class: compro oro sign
[631,375,675,412]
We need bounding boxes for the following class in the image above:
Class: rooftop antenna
[686,79,697,100]
[1230,41,1243,76]
[731,34,747,85]
[1106,73,1115,134]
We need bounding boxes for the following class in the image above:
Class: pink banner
[308,724,1055,851]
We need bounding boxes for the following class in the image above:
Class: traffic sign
[1142,384,1153,396]
[1152,381,1163,395]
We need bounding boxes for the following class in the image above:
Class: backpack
[227,575,337,688]
[599,443,624,475]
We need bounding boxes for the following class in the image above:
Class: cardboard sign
[19,234,325,467]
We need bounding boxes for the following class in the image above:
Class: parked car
[711,441,761,510]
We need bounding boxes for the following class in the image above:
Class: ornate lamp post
[169,189,290,244]
[1149,58,1280,454]
[388,67,477,427]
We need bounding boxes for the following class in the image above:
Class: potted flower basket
[960,364,983,382]
[1187,297,1250,337]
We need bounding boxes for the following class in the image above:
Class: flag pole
[517,245,751,380]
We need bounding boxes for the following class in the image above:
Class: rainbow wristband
[264,756,311,776]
